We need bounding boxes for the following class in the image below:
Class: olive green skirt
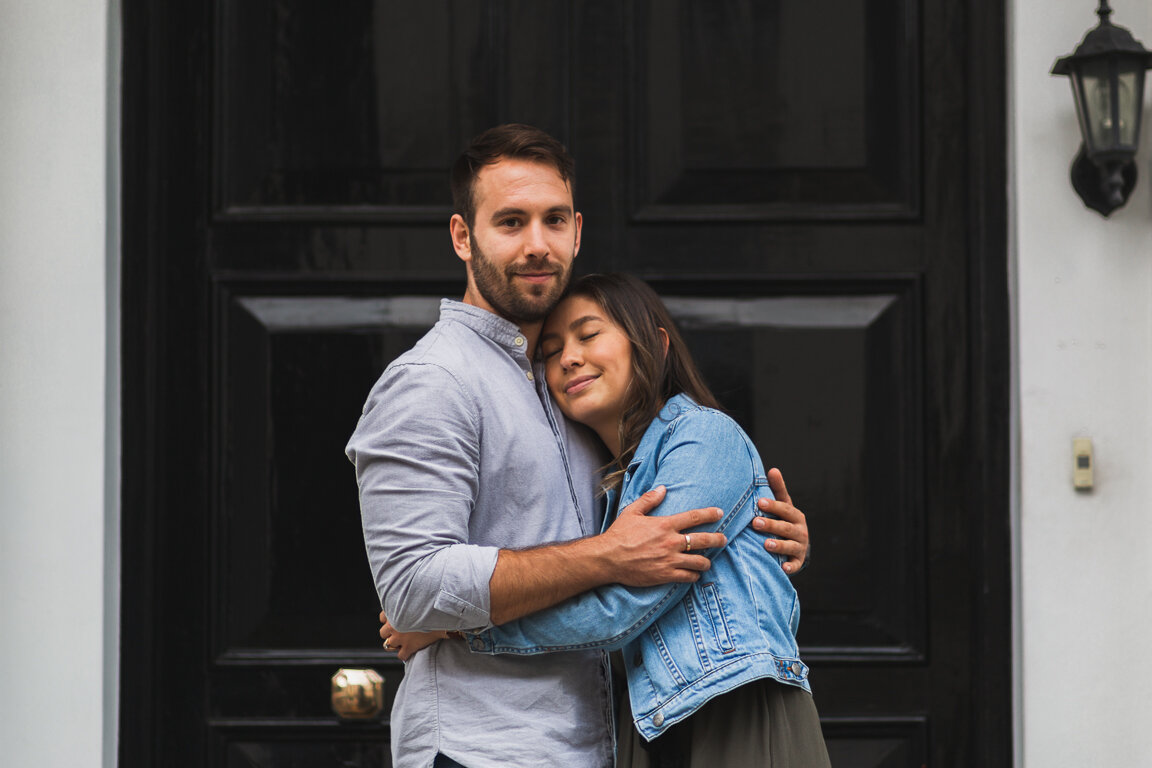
[615,669,831,768]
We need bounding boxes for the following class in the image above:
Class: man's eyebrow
[489,204,574,222]
[489,206,526,222]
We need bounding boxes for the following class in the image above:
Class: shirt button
[653,713,664,727]
[526,371,534,381]
[514,336,525,347]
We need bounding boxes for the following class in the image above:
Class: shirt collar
[440,299,532,356]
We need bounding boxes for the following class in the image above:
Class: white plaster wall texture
[0,1,110,765]
[1013,0,1152,765]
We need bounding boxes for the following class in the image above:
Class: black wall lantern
[1052,0,1152,217]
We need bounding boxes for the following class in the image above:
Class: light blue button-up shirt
[346,299,613,768]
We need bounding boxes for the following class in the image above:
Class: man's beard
[470,235,573,324]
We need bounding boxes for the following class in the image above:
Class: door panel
[122,1,1010,765]
[217,0,572,220]
[632,0,919,219]
[658,288,925,659]
[216,731,391,768]
[218,294,442,655]
[822,718,928,768]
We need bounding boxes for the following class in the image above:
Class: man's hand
[751,468,809,575]
[600,485,726,587]
[486,486,725,625]
[379,610,449,662]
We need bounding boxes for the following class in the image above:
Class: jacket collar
[629,393,701,468]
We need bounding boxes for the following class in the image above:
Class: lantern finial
[1096,0,1113,26]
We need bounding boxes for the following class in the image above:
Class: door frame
[118,0,1011,764]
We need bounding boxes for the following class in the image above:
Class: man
[346,124,809,768]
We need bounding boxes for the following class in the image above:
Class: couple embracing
[346,124,830,768]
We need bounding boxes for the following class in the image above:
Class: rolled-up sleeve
[347,362,499,632]
[469,410,761,653]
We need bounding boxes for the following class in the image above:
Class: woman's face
[539,295,634,453]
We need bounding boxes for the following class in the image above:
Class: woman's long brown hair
[560,274,722,492]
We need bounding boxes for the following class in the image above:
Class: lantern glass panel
[1072,57,1114,153]
[1116,64,1145,148]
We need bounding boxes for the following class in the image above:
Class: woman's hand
[751,468,810,574]
[379,611,450,662]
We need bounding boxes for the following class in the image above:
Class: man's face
[451,157,582,326]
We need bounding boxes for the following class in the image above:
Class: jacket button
[653,713,664,727]
[790,662,803,676]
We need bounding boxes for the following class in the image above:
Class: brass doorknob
[331,667,385,719]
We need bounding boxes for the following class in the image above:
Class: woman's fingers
[379,613,392,642]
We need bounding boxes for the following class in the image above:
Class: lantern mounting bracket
[1070,145,1137,217]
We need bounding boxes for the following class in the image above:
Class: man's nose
[523,220,549,258]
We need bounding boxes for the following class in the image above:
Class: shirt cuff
[412,542,498,631]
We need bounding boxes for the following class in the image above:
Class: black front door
[121,2,1010,766]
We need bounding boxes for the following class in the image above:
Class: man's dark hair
[451,124,575,228]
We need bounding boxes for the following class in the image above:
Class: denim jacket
[466,394,810,741]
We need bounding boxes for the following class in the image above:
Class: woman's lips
[565,374,597,395]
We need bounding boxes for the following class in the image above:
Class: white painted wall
[0,1,114,766]
[1012,0,1152,766]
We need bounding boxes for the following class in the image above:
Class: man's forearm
[486,487,726,626]
[488,536,614,625]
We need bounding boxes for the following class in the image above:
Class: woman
[391,274,829,767]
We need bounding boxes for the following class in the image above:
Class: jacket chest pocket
[697,582,735,653]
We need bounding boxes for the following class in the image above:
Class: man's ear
[658,327,670,359]
[450,214,472,263]
[573,211,583,258]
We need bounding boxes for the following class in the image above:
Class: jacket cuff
[463,630,494,653]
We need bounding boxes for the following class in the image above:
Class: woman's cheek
[545,372,565,406]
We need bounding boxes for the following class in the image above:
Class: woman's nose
[561,346,582,370]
